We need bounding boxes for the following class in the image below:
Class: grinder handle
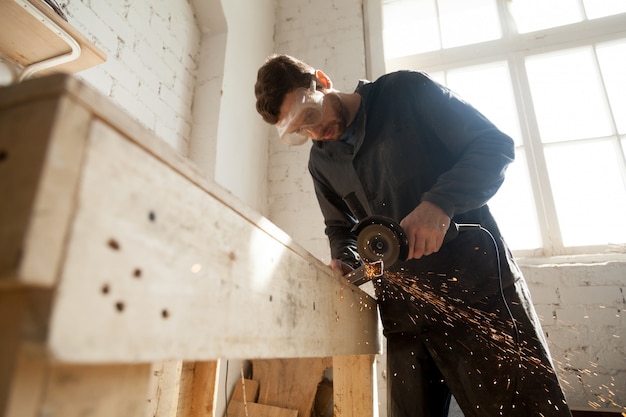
[343,192,369,222]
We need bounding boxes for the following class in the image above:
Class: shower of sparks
[379,270,531,362]
[371,269,626,413]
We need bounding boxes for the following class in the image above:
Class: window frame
[364,0,626,260]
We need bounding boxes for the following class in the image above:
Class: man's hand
[400,201,451,260]
[329,259,354,276]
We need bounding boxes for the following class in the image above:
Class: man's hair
[255,54,315,124]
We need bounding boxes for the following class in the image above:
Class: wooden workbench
[0,74,380,416]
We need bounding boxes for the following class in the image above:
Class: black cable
[457,224,521,345]
[458,223,523,411]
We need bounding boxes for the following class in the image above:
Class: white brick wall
[271,0,366,262]
[522,261,626,411]
[58,0,200,155]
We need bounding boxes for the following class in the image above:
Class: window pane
[439,0,501,48]
[445,62,522,145]
[596,40,626,134]
[508,0,583,33]
[382,0,440,58]
[526,48,613,143]
[583,0,626,19]
[545,140,626,246]
[489,150,542,250]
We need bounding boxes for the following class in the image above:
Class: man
[255,54,572,417]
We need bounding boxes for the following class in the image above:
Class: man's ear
[315,69,333,90]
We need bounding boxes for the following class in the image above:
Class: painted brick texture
[58,0,200,154]
[270,0,366,262]
[522,261,626,410]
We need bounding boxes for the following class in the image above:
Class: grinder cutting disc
[356,219,408,266]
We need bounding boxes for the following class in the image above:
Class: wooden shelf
[0,0,106,78]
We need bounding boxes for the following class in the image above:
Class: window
[380,0,626,257]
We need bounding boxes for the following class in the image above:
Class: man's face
[278,89,348,144]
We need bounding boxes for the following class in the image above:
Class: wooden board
[6,349,151,417]
[177,361,219,417]
[0,0,106,75]
[231,378,259,403]
[227,401,298,417]
[0,74,380,362]
[0,289,26,416]
[0,94,91,286]
[332,355,376,417]
[253,358,332,417]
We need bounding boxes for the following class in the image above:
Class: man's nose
[306,123,324,140]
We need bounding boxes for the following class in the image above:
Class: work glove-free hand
[400,201,451,260]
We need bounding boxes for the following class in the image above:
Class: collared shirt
[308,70,515,268]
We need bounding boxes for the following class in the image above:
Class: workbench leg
[7,354,152,417]
[145,360,183,417]
[177,361,219,417]
[0,289,26,417]
[333,354,376,417]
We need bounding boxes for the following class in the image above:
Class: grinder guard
[353,216,409,266]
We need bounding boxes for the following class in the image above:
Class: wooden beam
[0,289,25,417]
[177,361,219,417]
[253,358,332,417]
[6,352,152,417]
[333,355,376,417]
[0,74,380,362]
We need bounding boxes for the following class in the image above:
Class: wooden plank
[145,360,183,417]
[231,378,259,403]
[0,93,91,286]
[177,361,219,417]
[0,0,106,75]
[253,358,332,417]
[5,346,47,417]
[44,118,378,361]
[0,289,26,416]
[0,74,380,361]
[332,355,376,417]
[227,401,298,417]
[6,356,151,417]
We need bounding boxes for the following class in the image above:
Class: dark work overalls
[308,71,572,416]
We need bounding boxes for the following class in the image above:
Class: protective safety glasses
[276,79,324,145]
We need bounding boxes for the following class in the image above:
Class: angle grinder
[343,192,460,267]
[342,193,461,285]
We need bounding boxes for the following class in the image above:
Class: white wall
[211,0,274,215]
[269,0,367,262]
[62,0,200,155]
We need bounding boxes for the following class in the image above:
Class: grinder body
[343,192,459,268]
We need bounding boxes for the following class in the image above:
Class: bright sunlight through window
[381,0,626,256]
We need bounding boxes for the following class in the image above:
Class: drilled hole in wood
[148,211,156,222]
[161,309,169,319]
[269,295,273,302]
[133,268,142,278]
[115,301,125,312]
[101,284,110,295]
[108,239,120,250]
[0,150,7,162]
